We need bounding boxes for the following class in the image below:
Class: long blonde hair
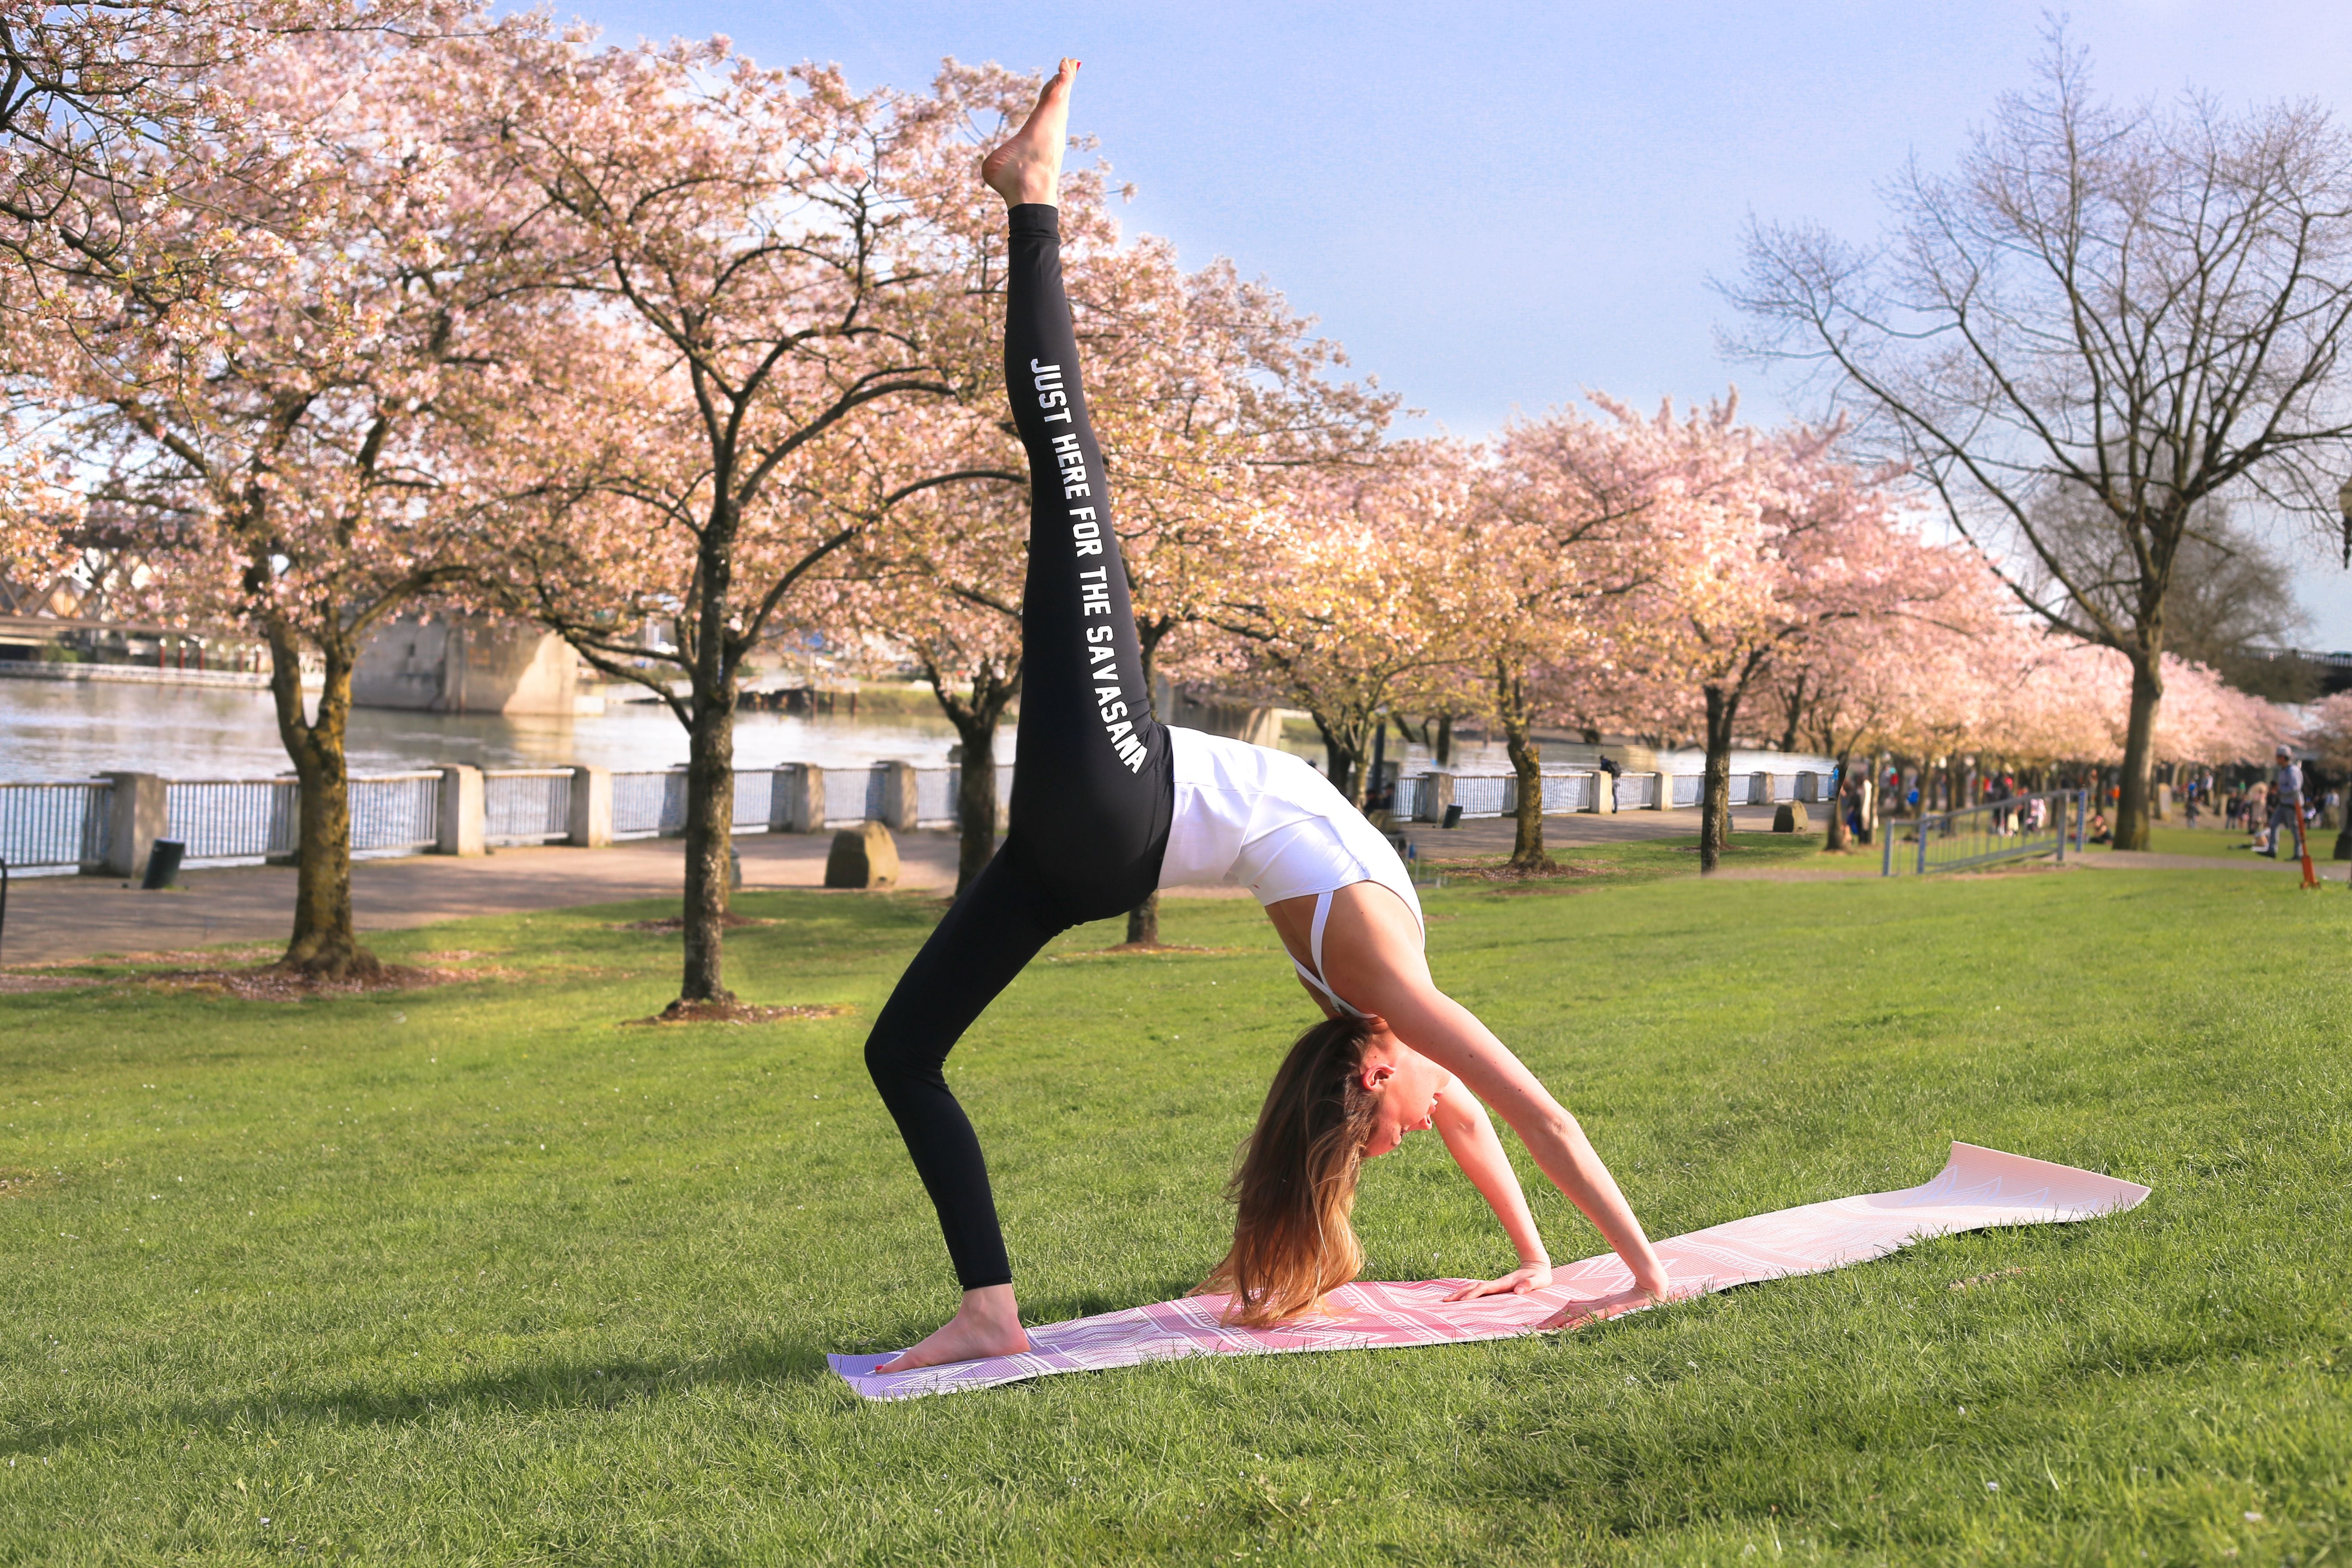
[1200,1015,1382,1326]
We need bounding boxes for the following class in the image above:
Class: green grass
[3,861,2349,1564]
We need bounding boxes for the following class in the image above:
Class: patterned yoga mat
[829,1142,2149,1401]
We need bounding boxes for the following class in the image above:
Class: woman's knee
[864,1028,937,1097]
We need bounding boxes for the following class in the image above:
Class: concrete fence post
[772,764,824,833]
[1796,771,1820,804]
[97,770,167,878]
[1419,771,1455,823]
[879,761,919,832]
[434,764,485,856]
[567,765,612,848]
[1586,771,1614,814]
[1651,773,1673,810]
[1749,771,1774,807]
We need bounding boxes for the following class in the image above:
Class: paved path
[0,831,971,966]
[6,807,1791,967]
[2076,848,2347,877]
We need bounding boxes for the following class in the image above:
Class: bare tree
[1727,35,2352,850]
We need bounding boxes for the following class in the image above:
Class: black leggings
[863,205,1173,1290]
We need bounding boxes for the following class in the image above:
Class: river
[0,677,1010,783]
[0,674,1831,785]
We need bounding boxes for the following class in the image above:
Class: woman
[866,60,1668,1371]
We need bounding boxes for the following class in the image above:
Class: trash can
[142,839,186,890]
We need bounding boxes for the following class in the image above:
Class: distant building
[352,615,600,716]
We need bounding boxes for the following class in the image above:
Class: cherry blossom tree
[1463,410,1699,870]
[477,40,1008,1010]
[1211,450,1468,805]
[4,9,564,977]
[1762,546,2018,849]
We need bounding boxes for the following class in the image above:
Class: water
[0,677,1014,783]
[0,677,1838,785]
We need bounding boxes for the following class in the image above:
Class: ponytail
[1199,1015,1381,1326]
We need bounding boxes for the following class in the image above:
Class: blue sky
[564,1,2352,643]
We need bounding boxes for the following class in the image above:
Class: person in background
[2245,777,2272,852]
[2261,744,2302,859]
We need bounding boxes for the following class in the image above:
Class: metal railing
[1616,772,1659,809]
[612,769,687,839]
[351,773,443,854]
[0,779,112,870]
[166,778,299,861]
[732,768,775,833]
[484,769,572,845]
[819,766,878,828]
[917,767,956,827]
[1882,790,2085,876]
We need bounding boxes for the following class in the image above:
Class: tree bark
[1126,633,1165,945]
[1502,716,1549,872]
[2114,654,2162,852]
[1699,683,1738,875]
[677,671,737,1005]
[267,624,377,980]
[952,715,1002,897]
[1824,752,1852,852]
[1312,711,1366,805]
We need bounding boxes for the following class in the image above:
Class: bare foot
[877,1283,1031,1372]
[980,57,1078,207]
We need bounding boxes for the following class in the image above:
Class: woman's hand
[1441,1262,1553,1303]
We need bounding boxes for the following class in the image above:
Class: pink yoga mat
[829,1142,2149,1401]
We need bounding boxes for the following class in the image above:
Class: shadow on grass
[0,1332,850,1458]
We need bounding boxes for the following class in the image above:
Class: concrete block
[567,765,612,848]
[772,764,824,833]
[824,821,898,888]
[877,761,919,831]
[1418,772,1455,824]
[434,764,485,856]
[98,770,167,878]
[1773,801,1810,833]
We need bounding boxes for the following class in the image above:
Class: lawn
[1,844,2347,1564]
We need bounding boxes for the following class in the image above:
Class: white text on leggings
[1032,359,1073,425]
[1080,569,1146,772]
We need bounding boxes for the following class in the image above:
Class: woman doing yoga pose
[866,61,1669,1371]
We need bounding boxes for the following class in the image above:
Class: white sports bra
[1155,726,1423,1014]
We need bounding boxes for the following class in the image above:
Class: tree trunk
[1312,712,1364,805]
[1502,717,1549,872]
[1699,683,1737,875]
[1824,752,1852,852]
[2114,655,2161,852]
[269,629,378,980]
[1126,636,1163,945]
[1125,890,1161,946]
[678,678,737,1005]
[952,714,1002,897]
[1434,713,1453,766]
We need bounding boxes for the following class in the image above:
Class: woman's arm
[1429,1079,1554,1301]
[1304,883,1672,1299]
